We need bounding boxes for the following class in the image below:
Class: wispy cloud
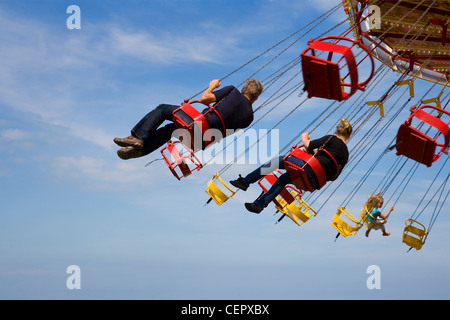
[0,6,247,152]
[106,26,230,65]
[52,155,158,191]
[0,128,31,141]
[0,3,276,192]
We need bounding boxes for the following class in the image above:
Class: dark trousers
[241,156,290,208]
[131,104,179,156]
[242,155,317,208]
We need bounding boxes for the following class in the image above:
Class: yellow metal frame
[395,79,415,98]
[272,188,317,227]
[422,82,448,113]
[343,1,450,86]
[366,100,384,117]
[402,218,428,251]
[205,173,237,206]
[331,207,363,237]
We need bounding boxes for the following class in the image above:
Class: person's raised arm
[200,79,221,105]
[380,207,394,220]
[301,132,311,149]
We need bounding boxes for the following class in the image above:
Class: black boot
[230,175,249,191]
[117,147,144,160]
[245,202,263,214]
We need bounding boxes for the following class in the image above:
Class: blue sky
[0,0,449,300]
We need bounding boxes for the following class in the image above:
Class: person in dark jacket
[230,118,352,213]
[113,79,263,159]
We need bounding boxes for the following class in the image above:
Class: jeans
[242,155,317,208]
[131,104,179,156]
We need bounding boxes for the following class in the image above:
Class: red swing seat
[160,99,226,180]
[283,145,340,193]
[258,170,319,227]
[257,170,302,209]
[172,99,226,152]
[160,140,202,180]
[301,36,374,101]
[395,105,450,167]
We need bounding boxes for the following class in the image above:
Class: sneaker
[113,135,143,149]
[245,202,263,214]
[230,175,249,191]
[117,147,144,160]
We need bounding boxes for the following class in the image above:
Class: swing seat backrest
[402,234,424,250]
[396,124,437,167]
[205,173,237,206]
[283,145,340,192]
[360,205,386,229]
[283,191,317,226]
[301,36,374,101]
[172,100,211,152]
[402,219,427,250]
[331,207,363,237]
[302,54,345,101]
[160,140,202,180]
[283,148,323,192]
[332,215,358,237]
[359,206,372,227]
[396,105,450,167]
[258,173,315,227]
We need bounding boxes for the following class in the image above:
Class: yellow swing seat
[331,207,363,237]
[402,219,428,251]
[275,187,317,226]
[205,173,237,206]
[360,205,386,229]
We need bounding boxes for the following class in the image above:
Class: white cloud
[0,128,31,140]
[52,155,158,191]
[0,7,246,152]
[106,26,226,65]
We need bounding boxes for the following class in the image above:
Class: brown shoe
[117,147,144,160]
[113,135,143,149]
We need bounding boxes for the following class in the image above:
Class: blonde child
[364,191,394,237]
